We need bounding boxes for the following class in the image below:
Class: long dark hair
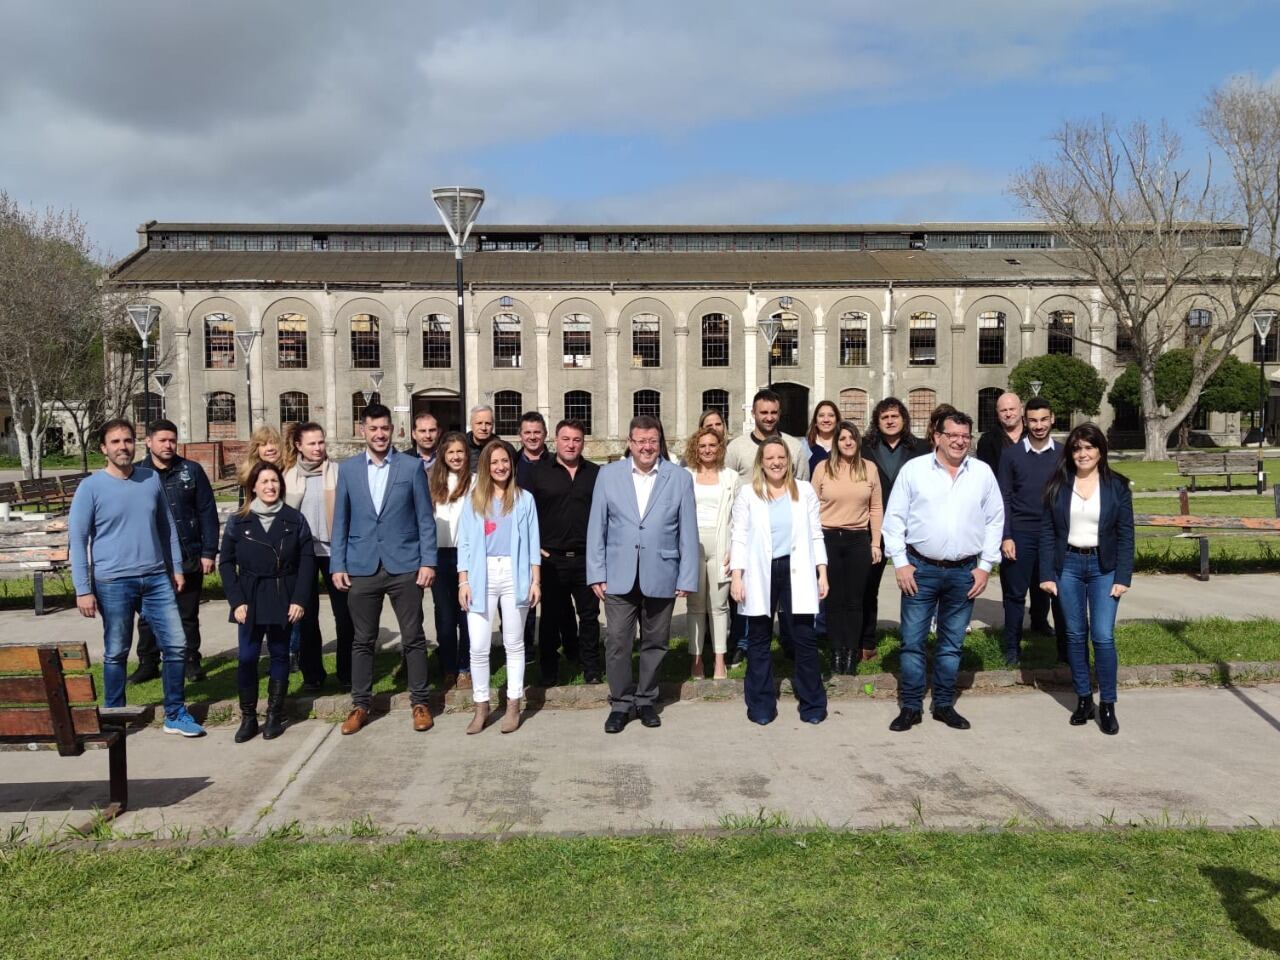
[1043,422,1119,506]
[864,397,919,450]
[805,400,840,447]
[237,461,286,518]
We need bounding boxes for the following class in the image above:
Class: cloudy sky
[1,0,1275,259]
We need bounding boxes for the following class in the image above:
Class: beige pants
[686,527,729,655]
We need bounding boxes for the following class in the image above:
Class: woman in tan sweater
[811,421,883,675]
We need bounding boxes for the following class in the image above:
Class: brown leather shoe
[340,707,369,735]
[412,704,434,732]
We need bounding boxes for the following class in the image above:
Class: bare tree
[1012,78,1280,460]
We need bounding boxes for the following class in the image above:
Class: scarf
[249,498,284,532]
[296,455,325,478]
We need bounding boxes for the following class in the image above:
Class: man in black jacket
[131,420,220,684]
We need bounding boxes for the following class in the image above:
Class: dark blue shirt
[996,438,1060,538]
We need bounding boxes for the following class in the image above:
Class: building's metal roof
[143,220,1066,236]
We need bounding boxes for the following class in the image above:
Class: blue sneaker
[163,708,207,738]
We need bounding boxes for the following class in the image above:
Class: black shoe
[302,678,323,693]
[1098,702,1119,735]
[1070,696,1096,726]
[842,651,858,676]
[604,710,632,734]
[186,658,206,683]
[127,661,160,685]
[932,706,971,730]
[234,696,259,743]
[829,650,844,676]
[638,705,661,728]
[262,678,288,740]
[583,672,603,685]
[889,708,922,732]
[728,648,746,668]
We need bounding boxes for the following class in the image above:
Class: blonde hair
[237,425,284,485]
[683,426,725,471]
[751,436,798,501]
[471,441,518,517]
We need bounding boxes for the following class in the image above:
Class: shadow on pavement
[0,776,213,813]
[1201,866,1280,954]
[1167,622,1280,734]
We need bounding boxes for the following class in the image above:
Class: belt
[907,546,977,569]
[822,527,870,536]
[544,548,583,558]
[1066,545,1098,555]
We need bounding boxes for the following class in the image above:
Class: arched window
[277,313,308,368]
[631,313,661,367]
[633,389,661,419]
[206,391,237,440]
[1047,310,1074,356]
[701,388,730,425]
[838,388,868,429]
[907,388,937,426]
[977,311,1005,365]
[350,314,381,368]
[701,313,730,367]
[494,390,522,434]
[279,391,309,426]
[564,390,593,435]
[351,390,380,435]
[204,313,235,369]
[909,312,937,366]
[562,314,592,368]
[977,387,1003,434]
[1116,324,1137,363]
[133,392,163,429]
[421,314,452,368]
[770,311,799,366]
[839,311,869,366]
[493,313,522,367]
[1186,308,1213,344]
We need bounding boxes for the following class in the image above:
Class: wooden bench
[1175,450,1259,491]
[0,518,70,615]
[0,642,145,822]
[1134,510,1280,581]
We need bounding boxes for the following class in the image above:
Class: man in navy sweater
[996,397,1067,665]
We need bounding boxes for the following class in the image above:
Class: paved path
[3,684,1278,838]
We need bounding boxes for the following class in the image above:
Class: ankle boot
[234,693,259,743]
[830,650,845,676]
[1069,696,1096,726]
[1098,702,1119,735]
[500,697,522,734]
[262,678,288,740]
[466,702,490,735]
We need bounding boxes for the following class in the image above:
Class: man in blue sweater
[996,397,1067,665]
[69,419,205,737]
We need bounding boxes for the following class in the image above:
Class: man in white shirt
[882,410,1003,732]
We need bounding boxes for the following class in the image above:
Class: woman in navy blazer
[1038,423,1134,735]
[220,461,314,743]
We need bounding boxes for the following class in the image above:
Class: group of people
[67,384,1134,745]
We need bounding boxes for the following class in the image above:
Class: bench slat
[0,675,95,704]
[1134,514,1280,531]
[0,643,90,672]
[0,706,101,738]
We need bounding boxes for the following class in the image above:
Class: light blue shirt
[767,494,792,559]
[882,453,1004,572]
[366,451,392,515]
[69,469,183,595]
[487,499,513,557]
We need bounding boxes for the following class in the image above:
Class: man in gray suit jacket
[331,403,438,735]
[587,415,699,733]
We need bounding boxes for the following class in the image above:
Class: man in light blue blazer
[587,415,699,733]
[331,403,438,735]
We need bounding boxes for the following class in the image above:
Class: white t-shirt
[1068,483,1101,548]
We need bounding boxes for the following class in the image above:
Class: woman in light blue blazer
[457,442,540,735]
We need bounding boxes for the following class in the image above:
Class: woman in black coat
[220,461,314,742]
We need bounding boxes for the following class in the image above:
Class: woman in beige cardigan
[682,426,741,679]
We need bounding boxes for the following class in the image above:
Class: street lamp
[432,186,485,414]
[1030,379,1043,397]
[1254,310,1275,494]
[127,303,161,418]
[154,371,173,420]
[758,316,782,388]
[234,330,260,435]
[403,381,416,437]
[369,370,384,398]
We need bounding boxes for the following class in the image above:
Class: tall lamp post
[758,316,781,389]
[127,303,161,418]
[1030,379,1043,397]
[234,330,260,436]
[1255,310,1274,494]
[432,187,485,417]
[403,381,416,438]
[369,370,384,406]
[154,371,173,421]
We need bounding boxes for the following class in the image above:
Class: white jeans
[467,556,528,703]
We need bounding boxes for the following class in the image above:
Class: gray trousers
[347,566,429,709]
[603,582,674,711]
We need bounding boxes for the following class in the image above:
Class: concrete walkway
[3,683,1278,838]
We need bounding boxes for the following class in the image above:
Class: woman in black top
[220,461,314,742]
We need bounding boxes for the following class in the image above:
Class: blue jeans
[238,623,291,693]
[745,556,827,724]
[1056,550,1120,703]
[95,573,187,719]
[897,557,976,711]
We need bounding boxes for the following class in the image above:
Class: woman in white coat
[683,426,741,680]
[730,437,829,725]
[457,442,541,735]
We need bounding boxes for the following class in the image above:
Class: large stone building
[106,221,1280,455]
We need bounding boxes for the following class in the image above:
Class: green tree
[1109,348,1260,447]
[1009,354,1105,421]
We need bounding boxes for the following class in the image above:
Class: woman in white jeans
[682,425,740,679]
[457,442,541,734]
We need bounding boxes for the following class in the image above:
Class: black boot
[1069,696,1096,726]
[1098,702,1119,736]
[234,694,259,743]
[128,660,160,685]
[262,678,288,740]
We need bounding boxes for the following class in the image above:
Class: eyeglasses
[940,432,971,442]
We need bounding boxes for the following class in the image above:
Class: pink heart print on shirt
[484,519,498,536]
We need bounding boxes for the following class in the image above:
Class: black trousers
[860,542,889,651]
[823,528,872,653]
[137,566,203,666]
[300,555,354,686]
[539,552,601,679]
[347,566,429,709]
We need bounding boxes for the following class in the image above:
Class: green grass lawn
[0,452,105,471]
[2,830,1278,958]
[1116,456,1280,492]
